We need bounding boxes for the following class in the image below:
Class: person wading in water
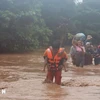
[43,40,68,85]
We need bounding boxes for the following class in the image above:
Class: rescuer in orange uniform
[43,41,68,85]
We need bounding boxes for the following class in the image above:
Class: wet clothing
[47,70,62,85]
[70,46,77,65]
[93,48,100,65]
[84,53,93,65]
[70,46,76,55]
[74,46,85,67]
[43,48,68,85]
[70,45,85,67]
[85,46,93,65]
[75,51,84,67]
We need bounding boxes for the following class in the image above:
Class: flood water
[0,50,100,100]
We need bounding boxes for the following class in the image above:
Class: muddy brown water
[0,50,100,100]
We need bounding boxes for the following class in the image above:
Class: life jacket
[46,48,64,70]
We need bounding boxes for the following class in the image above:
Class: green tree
[73,0,100,44]
[41,0,76,45]
[0,0,52,52]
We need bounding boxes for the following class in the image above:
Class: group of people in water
[42,33,100,85]
[70,34,100,67]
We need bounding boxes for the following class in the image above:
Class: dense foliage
[0,0,100,52]
[0,0,52,52]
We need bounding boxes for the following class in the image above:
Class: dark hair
[52,40,60,49]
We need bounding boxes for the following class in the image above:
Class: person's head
[49,46,52,50]
[77,40,82,46]
[72,39,78,46]
[93,45,97,50]
[52,40,60,52]
[87,35,92,40]
[86,42,91,47]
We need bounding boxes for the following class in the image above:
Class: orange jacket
[43,48,68,67]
